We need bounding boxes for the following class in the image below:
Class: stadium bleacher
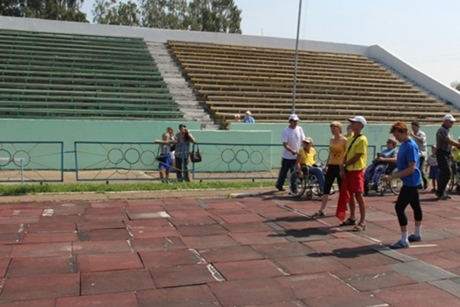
[0,29,183,120]
[168,40,460,126]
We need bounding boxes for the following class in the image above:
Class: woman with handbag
[175,124,196,182]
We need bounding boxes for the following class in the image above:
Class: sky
[80,0,460,86]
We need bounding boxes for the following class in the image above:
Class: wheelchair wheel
[305,191,313,200]
[289,170,306,198]
[448,170,457,192]
[309,175,321,196]
[388,169,402,195]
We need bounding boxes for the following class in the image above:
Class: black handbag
[190,144,202,163]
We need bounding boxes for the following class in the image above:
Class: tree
[187,0,241,33]
[452,81,460,91]
[0,0,87,22]
[140,0,188,29]
[93,0,140,26]
[92,0,242,33]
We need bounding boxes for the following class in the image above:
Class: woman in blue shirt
[383,121,423,249]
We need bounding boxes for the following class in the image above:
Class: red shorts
[344,170,364,193]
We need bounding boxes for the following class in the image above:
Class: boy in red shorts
[337,116,368,232]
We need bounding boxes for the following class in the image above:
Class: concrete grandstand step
[147,42,214,126]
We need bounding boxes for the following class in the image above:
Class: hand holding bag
[190,144,202,163]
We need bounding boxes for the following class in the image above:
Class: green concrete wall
[230,121,460,162]
[2,119,460,173]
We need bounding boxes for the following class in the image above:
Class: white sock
[401,232,408,242]
[414,226,421,237]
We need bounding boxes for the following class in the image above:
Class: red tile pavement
[0,191,460,306]
[81,269,156,295]
[56,292,138,307]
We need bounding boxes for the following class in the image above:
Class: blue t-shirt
[243,117,255,123]
[397,138,422,187]
[380,148,397,158]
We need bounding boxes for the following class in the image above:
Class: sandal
[313,211,325,217]
[352,222,366,232]
[339,218,356,226]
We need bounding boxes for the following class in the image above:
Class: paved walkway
[0,189,460,306]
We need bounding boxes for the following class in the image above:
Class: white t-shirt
[281,126,305,160]
[412,130,427,157]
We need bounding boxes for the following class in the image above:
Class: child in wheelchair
[293,137,325,196]
[364,138,398,192]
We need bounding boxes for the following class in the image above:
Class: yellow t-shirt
[298,147,316,166]
[453,147,460,162]
[345,135,368,171]
[328,139,346,165]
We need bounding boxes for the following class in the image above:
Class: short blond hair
[330,121,343,133]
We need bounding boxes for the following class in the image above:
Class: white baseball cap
[348,116,367,126]
[288,114,299,121]
[245,110,251,115]
[443,114,456,122]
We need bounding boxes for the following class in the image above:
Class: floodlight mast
[292,0,303,114]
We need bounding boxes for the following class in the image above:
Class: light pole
[292,0,303,114]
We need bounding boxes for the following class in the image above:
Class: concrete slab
[214,259,287,280]
[251,242,315,258]
[176,224,229,237]
[182,234,240,249]
[372,282,460,306]
[221,222,274,234]
[139,249,205,268]
[230,232,289,245]
[332,265,416,291]
[208,278,296,306]
[76,220,126,231]
[22,232,78,244]
[198,245,264,263]
[56,292,138,307]
[78,229,130,241]
[130,237,186,252]
[136,285,221,307]
[9,242,72,258]
[150,264,219,288]
[77,253,143,272]
[387,260,457,282]
[273,255,349,275]
[72,240,132,255]
[81,269,156,295]
[0,273,80,301]
[7,256,73,277]
[0,299,55,307]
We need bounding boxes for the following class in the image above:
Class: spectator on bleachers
[234,114,241,122]
[243,110,255,123]
[364,137,398,190]
[175,124,196,182]
[275,114,305,192]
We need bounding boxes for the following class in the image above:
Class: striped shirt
[436,125,453,153]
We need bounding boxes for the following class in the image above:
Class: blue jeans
[306,166,325,193]
[276,158,297,190]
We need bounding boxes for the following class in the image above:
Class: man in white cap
[337,116,368,232]
[435,114,460,200]
[243,110,255,123]
[275,114,305,192]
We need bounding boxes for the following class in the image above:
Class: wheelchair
[289,165,334,200]
[448,162,460,193]
[364,163,401,196]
